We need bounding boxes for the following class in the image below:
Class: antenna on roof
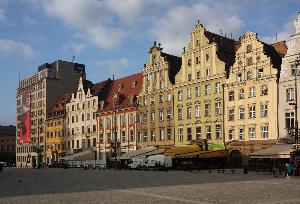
[275,33,278,43]
[230,33,233,39]
[112,74,115,81]
[72,56,75,63]
[220,29,222,35]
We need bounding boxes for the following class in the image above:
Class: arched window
[92,138,96,147]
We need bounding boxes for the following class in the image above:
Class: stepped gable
[271,41,287,58]
[100,73,143,112]
[161,52,182,84]
[204,31,236,69]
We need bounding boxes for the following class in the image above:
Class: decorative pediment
[195,120,202,124]
[204,99,211,103]
[205,119,211,123]
[215,97,222,101]
[177,104,183,108]
[186,102,193,106]
[215,118,222,123]
[195,100,201,104]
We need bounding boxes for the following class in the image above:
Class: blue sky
[0,0,299,125]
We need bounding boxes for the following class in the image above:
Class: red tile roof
[99,73,143,112]
[47,94,71,118]
[271,41,287,58]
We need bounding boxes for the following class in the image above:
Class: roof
[204,31,236,70]
[47,94,71,119]
[90,79,113,101]
[250,144,293,159]
[271,41,287,58]
[0,125,16,137]
[120,146,159,160]
[99,73,143,112]
[262,41,283,70]
[161,52,182,84]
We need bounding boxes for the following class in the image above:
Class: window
[195,105,200,118]
[72,116,74,123]
[178,128,183,142]
[159,111,164,121]
[187,107,192,119]
[215,102,222,115]
[130,130,134,142]
[229,91,234,101]
[187,88,191,99]
[291,64,297,76]
[261,85,268,95]
[122,131,126,143]
[205,68,210,77]
[187,74,192,81]
[187,59,192,66]
[87,113,90,120]
[239,89,245,99]
[196,57,200,64]
[77,103,80,110]
[247,57,253,66]
[205,54,210,62]
[143,131,148,142]
[82,114,85,121]
[137,132,141,142]
[249,87,255,98]
[249,105,256,118]
[229,108,234,121]
[151,111,155,122]
[160,81,164,89]
[261,104,268,117]
[196,127,201,139]
[151,130,155,141]
[246,44,252,53]
[167,129,172,140]
[99,134,104,143]
[159,95,164,103]
[206,125,211,140]
[76,115,78,122]
[167,93,172,101]
[247,71,253,80]
[76,140,79,148]
[205,84,211,95]
[258,68,264,78]
[122,115,126,125]
[285,112,295,129]
[205,103,210,117]
[239,128,244,140]
[160,129,164,141]
[286,88,295,101]
[196,71,201,79]
[195,87,200,97]
[196,40,200,46]
[178,90,182,101]
[236,73,242,82]
[178,108,182,120]
[129,114,134,125]
[82,126,85,134]
[214,125,221,139]
[215,82,221,93]
[143,113,147,123]
[151,97,155,105]
[249,127,256,139]
[187,128,192,141]
[261,125,269,139]
[167,108,172,120]
[160,68,164,77]
[143,98,147,105]
[239,107,245,119]
[146,85,150,93]
[229,129,234,140]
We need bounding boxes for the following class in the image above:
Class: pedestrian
[287,162,293,178]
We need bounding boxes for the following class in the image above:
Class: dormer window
[237,73,242,82]
[187,59,192,66]
[247,57,253,66]
[246,44,252,53]
[258,68,264,78]
[131,81,137,88]
[113,94,120,105]
[196,40,200,46]
[129,95,135,104]
[118,84,123,91]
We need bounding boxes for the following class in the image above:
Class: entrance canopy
[250,144,293,159]
[120,146,163,160]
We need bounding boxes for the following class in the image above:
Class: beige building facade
[137,42,181,149]
[278,13,300,143]
[224,32,285,161]
[174,23,235,146]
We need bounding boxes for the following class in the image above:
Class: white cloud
[261,19,296,44]
[63,42,86,56]
[95,57,131,79]
[150,3,244,55]
[0,38,35,58]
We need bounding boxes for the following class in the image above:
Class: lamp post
[290,54,300,148]
[37,119,43,169]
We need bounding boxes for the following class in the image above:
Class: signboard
[19,92,31,144]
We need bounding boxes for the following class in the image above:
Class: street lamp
[37,119,44,168]
[290,54,300,148]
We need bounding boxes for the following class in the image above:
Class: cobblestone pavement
[0,168,300,204]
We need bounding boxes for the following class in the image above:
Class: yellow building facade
[45,94,70,165]
[174,23,235,146]
[224,32,284,162]
[137,42,181,149]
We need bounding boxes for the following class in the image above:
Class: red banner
[19,92,31,144]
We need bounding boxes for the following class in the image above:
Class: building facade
[16,60,85,167]
[45,94,70,165]
[98,73,142,159]
[224,32,285,163]
[279,13,300,142]
[0,125,16,164]
[65,75,112,156]
[137,42,181,149]
[174,23,235,146]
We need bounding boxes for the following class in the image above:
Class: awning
[120,146,160,160]
[198,149,228,158]
[60,150,94,161]
[250,144,293,159]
